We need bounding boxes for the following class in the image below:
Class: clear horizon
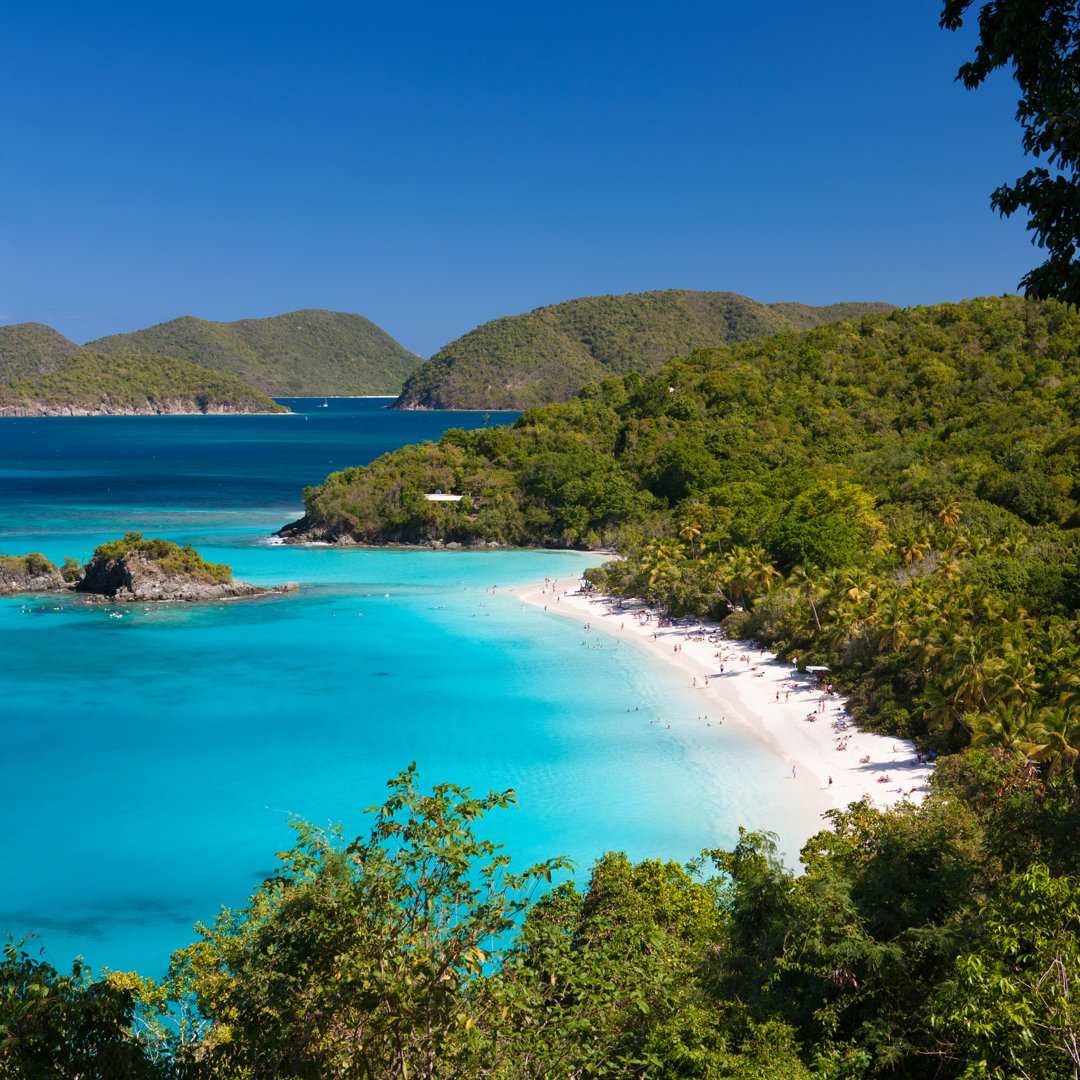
[3,1,1037,358]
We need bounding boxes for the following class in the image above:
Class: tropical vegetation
[393,291,894,410]
[7,298,1080,1075]
[942,0,1080,304]
[0,352,287,415]
[84,532,234,584]
[3,756,1079,1079]
[0,322,81,381]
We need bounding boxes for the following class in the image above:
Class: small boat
[318,398,329,408]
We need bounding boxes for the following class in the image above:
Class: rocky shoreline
[0,400,288,417]
[76,552,280,601]
[275,515,507,548]
[0,564,66,594]
[274,514,600,550]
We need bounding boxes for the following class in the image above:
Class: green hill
[394,290,896,409]
[290,294,1080,551]
[0,352,288,415]
[0,323,82,381]
[85,309,422,396]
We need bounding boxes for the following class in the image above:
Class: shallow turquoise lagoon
[1,400,806,976]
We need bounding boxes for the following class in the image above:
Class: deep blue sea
[1,398,803,977]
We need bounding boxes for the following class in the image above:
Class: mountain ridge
[84,309,422,396]
[393,290,896,410]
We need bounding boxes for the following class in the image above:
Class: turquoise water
[1,399,797,977]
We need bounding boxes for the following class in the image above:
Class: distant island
[0,351,287,417]
[1,533,292,601]
[393,290,895,410]
[0,309,422,400]
[84,309,421,396]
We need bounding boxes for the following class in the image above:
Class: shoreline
[507,577,934,832]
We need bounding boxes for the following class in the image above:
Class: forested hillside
[0,323,82,381]
[393,290,895,409]
[0,352,288,415]
[84,309,422,396]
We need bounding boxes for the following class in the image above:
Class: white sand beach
[508,575,934,829]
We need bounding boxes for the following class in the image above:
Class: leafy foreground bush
[3,760,1079,1079]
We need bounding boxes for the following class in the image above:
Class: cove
[1,400,810,976]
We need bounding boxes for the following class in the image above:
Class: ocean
[1,398,802,977]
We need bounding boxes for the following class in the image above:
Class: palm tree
[1055,668,1080,710]
[935,556,963,583]
[935,496,963,529]
[945,532,971,559]
[874,591,912,654]
[1028,705,1080,776]
[789,564,824,632]
[724,547,757,610]
[942,630,1001,716]
[970,703,1039,755]
[643,541,680,601]
[997,598,1035,629]
[996,530,1028,557]
[678,522,701,560]
[901,538,930,565]
[922,680,970,735]
[841,569,878,612]
[990,645,1038,708]
[747,544,781,594]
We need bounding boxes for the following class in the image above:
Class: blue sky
[1,1,1037,357]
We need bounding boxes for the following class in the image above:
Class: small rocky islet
[0,532,295,602]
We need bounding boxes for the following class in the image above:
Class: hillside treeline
[0,309,422,399]
[86,310,421,397]
[394,290,893,410]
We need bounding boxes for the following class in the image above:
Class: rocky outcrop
[0,562,65,594]
[275,515,357,545]
[1,537,299,601]
[75,552,268,602]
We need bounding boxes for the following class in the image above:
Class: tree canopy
[394,291,894,410]
[942,0,1080,302]
[5,757,1080,1078]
